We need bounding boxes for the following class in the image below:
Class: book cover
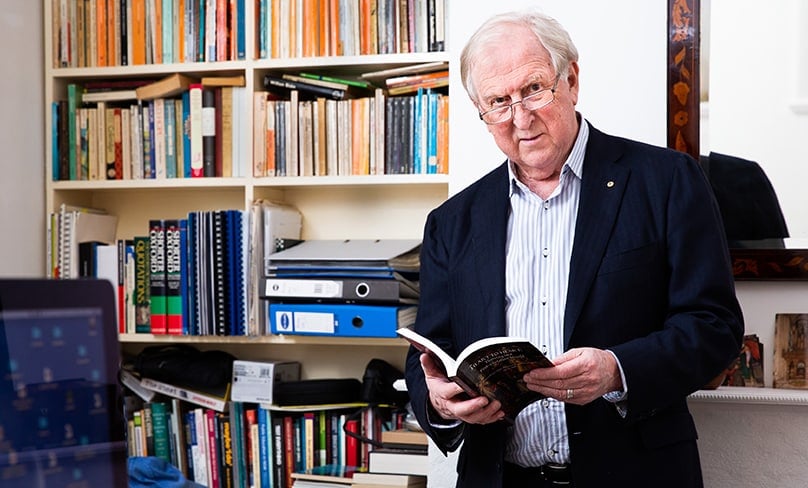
[351,470,426,487]
[136,73,197,100]
[367,449,428,477]
[151,401,171,461]
[149,219,168,334]
[397,327,554,421]
[134,235,152,333]
[139,376,231,413]
[202,87,217,177]
[164,219,183,335]
[264,75,352,100]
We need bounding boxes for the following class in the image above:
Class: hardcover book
[397,327,554,421]
[135,73,197,100]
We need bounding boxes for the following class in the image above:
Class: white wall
[0,1,44,277]
[447,0,667,195]
[706,0,808,236]
[435,2,808,488]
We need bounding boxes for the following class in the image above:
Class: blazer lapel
[564,127,630,347]
[469,164,510,338]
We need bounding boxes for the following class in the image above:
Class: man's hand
[420,353,506,424]
[523,347,623,404]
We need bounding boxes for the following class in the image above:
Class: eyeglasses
[478,76,560,125]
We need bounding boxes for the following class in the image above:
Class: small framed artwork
[773,314,808,389]
[721,334,764,387]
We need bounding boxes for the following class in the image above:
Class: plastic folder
[268,303,417,338]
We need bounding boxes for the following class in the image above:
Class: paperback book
[397,328,554,421]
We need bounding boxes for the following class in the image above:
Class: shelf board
[689,386,808,406]
[119,333,407,347]
[47,60,251,79]
[49,178,250,191]
[48,174,449,191]
[253,173,449,188]
[251,52,448,71]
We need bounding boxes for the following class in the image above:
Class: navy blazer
[405,124,744,488]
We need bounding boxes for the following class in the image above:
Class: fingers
[420,353,506,424]
[522,347,622,404]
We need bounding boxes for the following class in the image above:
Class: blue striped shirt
[504,120,589,467]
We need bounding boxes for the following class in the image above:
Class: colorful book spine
[134,235,151,333]
[164,219,183,335]
[151,401,171,461]
[149,219,167,334]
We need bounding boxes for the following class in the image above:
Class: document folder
[268,303,417,338]
[262,277,419,304]
[268,239,421,273]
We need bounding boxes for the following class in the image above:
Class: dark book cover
[264,75,351,101]
[202,88,216,177]
[148,219,167,334]
[164,219,183,335]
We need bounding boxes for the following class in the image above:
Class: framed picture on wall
[773,314,808,389]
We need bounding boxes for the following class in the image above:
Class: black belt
[503,461,573,486]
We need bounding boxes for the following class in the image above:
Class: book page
[397,327,458,375]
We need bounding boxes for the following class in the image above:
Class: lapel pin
[606,180,615,188]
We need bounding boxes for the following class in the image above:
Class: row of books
[53,75,250,181]
[257,0,446,60]
[52,74,449,181]
[252,87,449,178]
[52,0,247,68]
[52,0,446,69]
[122,374,411,488]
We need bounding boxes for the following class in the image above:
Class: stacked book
[263,239,420,338]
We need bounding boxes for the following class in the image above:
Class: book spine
[134,235,152,333]
[179,219,190,335]
[202,87,216,177]
[263,75,347,100]
[165,218,183,335]
[149,219,167,334]
[206,409,221,488]
[151,401,171,461]
[164,98,177,178]
[257,406,271,488]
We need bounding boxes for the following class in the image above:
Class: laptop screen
[0,279,128,487]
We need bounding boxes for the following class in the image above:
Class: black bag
[132,344,235,390]
[273,378,362,406]
[360,358,408,407]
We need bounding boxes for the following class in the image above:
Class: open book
[398,328,554,421]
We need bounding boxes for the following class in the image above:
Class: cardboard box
[231,360,301,404]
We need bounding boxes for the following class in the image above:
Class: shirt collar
[508,115,590,197]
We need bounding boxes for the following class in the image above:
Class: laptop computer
[0,278,128,487]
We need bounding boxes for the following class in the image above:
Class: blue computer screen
[0,306,127,487]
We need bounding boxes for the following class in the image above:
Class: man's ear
[566,61,580,104]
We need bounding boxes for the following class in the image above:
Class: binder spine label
[274,311,335,334]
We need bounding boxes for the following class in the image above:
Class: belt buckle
[539,463,572,485]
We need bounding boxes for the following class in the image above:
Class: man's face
[471,25,580,175]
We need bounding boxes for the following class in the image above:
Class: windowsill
[689,386,808,406]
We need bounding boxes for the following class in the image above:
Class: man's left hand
[522,347,623,404]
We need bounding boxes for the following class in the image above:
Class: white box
[231,359,301,404]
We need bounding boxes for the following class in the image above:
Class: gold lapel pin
[606,180,615,188]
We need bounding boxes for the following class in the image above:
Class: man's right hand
[420,353,506,425]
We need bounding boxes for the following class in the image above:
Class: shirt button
[542,248,549,257]
[541,345,548,354]
[542,399,550,408]
[541,296,548,305]
[543,202,550,210]
[547,449,556,457]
